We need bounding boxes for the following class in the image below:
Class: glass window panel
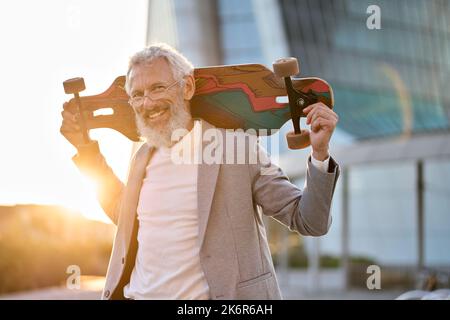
[424,159,450,266]
[349,163,417,265]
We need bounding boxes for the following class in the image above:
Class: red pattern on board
[195,74,283,112]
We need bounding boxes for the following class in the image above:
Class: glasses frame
[128,78,184,107]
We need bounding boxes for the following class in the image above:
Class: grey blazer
[72,120,340,300]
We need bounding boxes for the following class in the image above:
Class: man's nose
[142,95,157,109]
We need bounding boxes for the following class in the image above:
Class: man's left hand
[303,102,338,161]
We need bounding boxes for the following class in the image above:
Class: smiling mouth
[144,106,169,120]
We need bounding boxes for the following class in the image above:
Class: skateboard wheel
[286,130,310,150]
[63,77,86,94]
[273,57,299,78]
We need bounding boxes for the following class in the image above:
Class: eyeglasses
[128,78,183,107]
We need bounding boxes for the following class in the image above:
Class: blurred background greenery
[0,205,114,294]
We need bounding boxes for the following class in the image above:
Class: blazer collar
[196,119,221,249]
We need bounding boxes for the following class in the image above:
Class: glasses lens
[129,97,143,107]
[149,89,165,100]
[129,79,182,106]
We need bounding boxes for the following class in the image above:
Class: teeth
[147,109,167,119]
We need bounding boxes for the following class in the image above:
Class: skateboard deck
[65,63,334,142]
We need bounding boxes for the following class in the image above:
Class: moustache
[138,102,171,118]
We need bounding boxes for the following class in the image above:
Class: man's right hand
[60,102,92,149]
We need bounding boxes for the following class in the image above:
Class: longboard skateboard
[63,58,334,149]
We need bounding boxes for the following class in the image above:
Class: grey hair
[125,43,194,95]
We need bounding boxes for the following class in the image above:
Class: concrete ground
[0,276,104,300]
[0,275,403,300]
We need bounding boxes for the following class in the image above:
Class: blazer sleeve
[71,141,124,225]
[249,145,340,236]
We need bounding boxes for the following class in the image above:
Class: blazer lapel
[197,120,221,249]
[120,143,154,251]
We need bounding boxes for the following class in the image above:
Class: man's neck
[186,118,194,133]
[166,118,196,149]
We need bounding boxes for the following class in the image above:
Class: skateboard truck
[63,77,91,144]
[62,76,140,142]
[273,57,317,150]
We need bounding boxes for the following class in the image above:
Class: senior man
[60,43,340,300]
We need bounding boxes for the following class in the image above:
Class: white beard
[135,97,192,148]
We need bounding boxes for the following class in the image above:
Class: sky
[0,0,148,222]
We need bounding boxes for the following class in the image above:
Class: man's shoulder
[130,142,153,163]
[197,118,255,139]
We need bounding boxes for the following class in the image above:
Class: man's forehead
[129,58,174,88]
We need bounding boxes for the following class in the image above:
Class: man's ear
[183,74,196,101]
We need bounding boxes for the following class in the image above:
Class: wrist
[76,140,100,156]
[312,148,329,161]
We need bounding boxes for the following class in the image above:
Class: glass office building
[169,0,450,291]
[277,0,450,269]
